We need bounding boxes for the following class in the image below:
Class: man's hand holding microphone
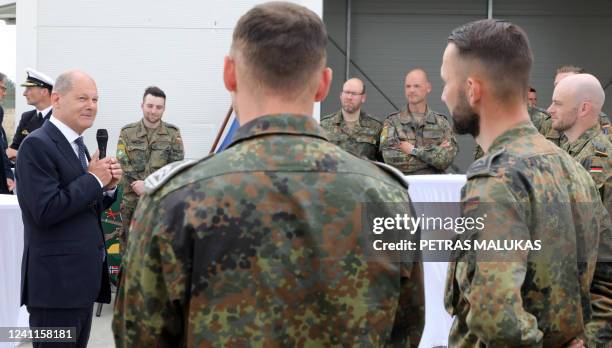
[88,129,122,190]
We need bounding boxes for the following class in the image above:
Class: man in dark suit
[6,68,54,162]
[16,70,123,348]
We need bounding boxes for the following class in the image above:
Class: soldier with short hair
[320,77,382,161]
[548,73,612,346]
[113,2,424,347]
[441,19,610,347]
[381,68,457,174]
[115,86,184,251]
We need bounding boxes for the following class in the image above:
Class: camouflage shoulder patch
[371,160,410,191]
[144,158,200,195]
[466,147,506,179]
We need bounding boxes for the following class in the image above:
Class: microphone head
[96,128,108,140]
[96,129,108,159]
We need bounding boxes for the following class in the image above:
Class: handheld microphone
[96,129,108,159]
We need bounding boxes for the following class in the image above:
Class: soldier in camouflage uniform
[555,65,611,140]
[112,3,424,347]
[381,68,457,174]
[320,78,382,161]
[547,73,612,347]
[441,19,610,347]
[116,86,184,251]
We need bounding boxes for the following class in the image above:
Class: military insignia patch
[380,127,388,143]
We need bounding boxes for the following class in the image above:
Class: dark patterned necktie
[74,136,88,171]
[37,112,43,121]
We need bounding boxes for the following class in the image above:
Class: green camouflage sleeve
[380,118,410,168]
[170,130,185,163]
[413,118,458,171]
[112,193,188,347]
[116,129,137,184]
[389,262,425,347]
[458,178,544,346]
[586,201,612,347]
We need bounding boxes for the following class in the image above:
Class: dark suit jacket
[16,121,114,308]
[11,109,52,150]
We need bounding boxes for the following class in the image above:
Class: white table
[0,194,29,348]
[406,175,467,348]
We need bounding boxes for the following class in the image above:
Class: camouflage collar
[400,105,436,124]
[228,114,328,149]
[488,122,539,154]
[137,119,168,137]
[331,109,366,127]
[564,124,602,156]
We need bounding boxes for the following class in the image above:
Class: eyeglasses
[342,90,364,97]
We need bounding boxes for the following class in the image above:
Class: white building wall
[17,0,322,158]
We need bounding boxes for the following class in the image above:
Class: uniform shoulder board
[364,113,382,125]
[385,110,400,120]
[120,121,139,131]
[144,157,206,194]
[466,147,506,179]
[370,160,409,191]
[164,122,179,130]
[592,141,608,157]
[533,106,550,115]
[320,112,335,121]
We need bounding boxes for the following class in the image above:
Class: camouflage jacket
[116,119,184,209]
[381,106,457,174]
[561,124,612,346]
[445,123,611,347]
[474,106,551,160]
[320,109,382,161]
[112,114,425,347]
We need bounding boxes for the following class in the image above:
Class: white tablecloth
[406,175,467,348]
[0,194,29,348]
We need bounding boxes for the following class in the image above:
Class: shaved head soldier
[548,73,612,346]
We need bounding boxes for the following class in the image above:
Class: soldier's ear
[465,77,482,107]
[223,55,237,93]
[314,67,332,102]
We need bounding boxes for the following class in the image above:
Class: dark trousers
[27,304,94,348]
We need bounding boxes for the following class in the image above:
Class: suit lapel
[43,121,85,174]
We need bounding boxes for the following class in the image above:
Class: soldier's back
[115,114,423,347]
